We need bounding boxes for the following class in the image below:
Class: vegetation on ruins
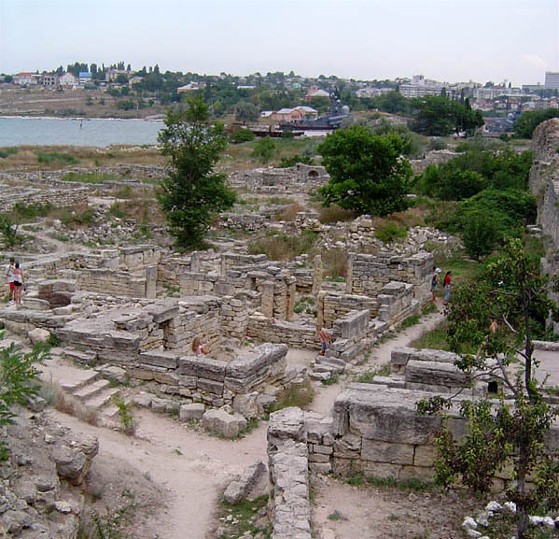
[418,145,535,259]
[418,238,559,539]
[317,125,412,217]
[0,338,50,460]
[157,94,236,249]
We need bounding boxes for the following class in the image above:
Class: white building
[544,72,559,90]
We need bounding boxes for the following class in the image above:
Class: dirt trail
[48,309,446,539]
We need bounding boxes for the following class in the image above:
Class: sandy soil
[48,308,482,539]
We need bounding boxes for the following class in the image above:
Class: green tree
[513,109,559,139]
[157,95,236,249]
[370,91,412,114]
[234,101,259,123]
[411,95,484,136]
[418,239,559,539]
[318,126,412,217]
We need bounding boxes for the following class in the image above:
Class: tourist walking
[5,257,15,304]
[12,262,24,305]
[431,267,441,303]
[443,271,452,305]
[318,327,332,356]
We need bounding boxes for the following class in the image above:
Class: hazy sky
[1,0,558,85]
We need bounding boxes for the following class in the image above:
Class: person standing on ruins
[12,262,24,306]
[431,266,441,303]
[443,271,452,305]
[5,257,15,304]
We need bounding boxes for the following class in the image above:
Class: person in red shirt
[443,271,452,305]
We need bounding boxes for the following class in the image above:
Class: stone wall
[228,164,328,195]
[0,182,89,213]
[347,251,433,304]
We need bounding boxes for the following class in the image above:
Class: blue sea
[0,116,164,148]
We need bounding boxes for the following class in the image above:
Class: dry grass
[318,204,357,224]
[276,202,306,222]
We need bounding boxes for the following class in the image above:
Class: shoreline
[0,115,164,122]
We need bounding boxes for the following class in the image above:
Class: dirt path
[48,310,446,539]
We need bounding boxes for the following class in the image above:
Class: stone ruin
[5,143,558,538]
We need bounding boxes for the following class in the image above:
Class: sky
[1,0,558,86]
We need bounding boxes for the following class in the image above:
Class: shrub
[251,136,276,163]
[0,147,18,159]
[229,129,255,143]
[278,154,313,168]
[0,215,20,248]
[276,202,305,222]
[374,221,408,244]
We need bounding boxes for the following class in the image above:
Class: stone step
[63,348,97,365]
[73,379,112,402]
[83,387,120,411]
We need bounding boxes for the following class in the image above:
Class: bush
[229,129,255,144]
[0,147,18,159]
[462,210,500,259]
[0,215,19,248]
[251,137,276,163]
[374,221,408,244]
[278,154,314,168]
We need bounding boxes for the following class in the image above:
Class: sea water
[0,116,164,148]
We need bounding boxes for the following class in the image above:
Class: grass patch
[217,495,271,539]
[318,204,357,224]
[37,151,78,166]
[276,202,306,222]
[401,314,421,329]
[320,247,348,280]
[354,363,391,383]
[321,373,339,386]
[248,230,318,261]
[271,380,315,411]
[293,296,316,316]
[409,320,450,351]
[0,147,19,159]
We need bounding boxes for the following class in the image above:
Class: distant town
[2,63,559,134]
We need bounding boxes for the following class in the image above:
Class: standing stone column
[286,277,296,321]
[312,254,322,295]
[191,251,201,273]
[261,281,275,319]
[345,253,354,294]
[145,265,157,299]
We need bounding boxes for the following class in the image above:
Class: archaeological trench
[0,120,559,538]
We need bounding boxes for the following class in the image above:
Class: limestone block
[28,328,51,344]
[361,461,402,479]
[197,378,224,396]
[139,350,178,369]
[331,457,362,476]
[233,392,260,419]
[223,460,267,503]
[179,403,205,421]
[268,407,307,445]
[202,408,247,438]
[413,444,438,467]
[399,465,435,482]
[361,439,414,465]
